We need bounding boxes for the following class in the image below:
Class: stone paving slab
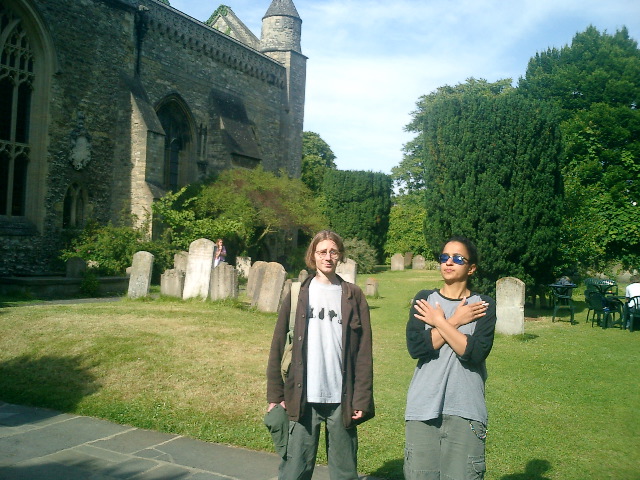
[0,402,335,480]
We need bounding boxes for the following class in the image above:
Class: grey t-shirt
[405,290,489,425]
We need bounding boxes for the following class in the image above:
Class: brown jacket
[266,274,375,428]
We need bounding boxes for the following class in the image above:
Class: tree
[152,167,326,260]
[384,194,431,260]
[301,131,337,194]
[322,170,392,262]
[519,26,640,271]
[410,79,564,295]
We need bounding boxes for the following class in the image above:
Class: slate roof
[263,0,300,20]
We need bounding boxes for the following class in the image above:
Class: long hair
[305,230,345,270]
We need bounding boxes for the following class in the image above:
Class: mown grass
[0,270,638,480]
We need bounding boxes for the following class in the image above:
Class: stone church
[0,0,306,275]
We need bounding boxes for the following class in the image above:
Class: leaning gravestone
[236,256,251,279]
[298,269,309,283]
[174,251,189,274]
[160,269,185,298]
[404,252,413,268]
[209,262,238,300]
[365,277,379,298]
[336,258,357,284]
[412,255,426,270]
[496,277,525,335]
[253,262,287,313]
[391,253,405,271]
[66,257,87,278]
[247,261,267,299]
[182,238,215,300]
[128,251,154,299]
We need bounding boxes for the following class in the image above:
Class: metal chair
[626,296,640,332]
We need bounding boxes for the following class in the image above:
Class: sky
[168,0,640,175]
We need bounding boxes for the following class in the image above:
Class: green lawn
[0,270,638,480]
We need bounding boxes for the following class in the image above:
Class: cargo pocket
[467,454,486,479]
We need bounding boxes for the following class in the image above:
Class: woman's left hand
[414,299,446,327]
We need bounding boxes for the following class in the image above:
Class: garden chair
[626,296,640,332]
[550,283,575,324]
[584,283,599,324]
[586,291,623,329]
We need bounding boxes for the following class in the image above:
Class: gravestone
[280,279,292,311]
[247,261,267,299]
[66,257,87,278]
[253,262,287,313]
[236,256,251,279]
[391,253,405,271]
[298,269,309,283]
[404,252,413,268]
[336,258,357,284]
[161,269,185,298]
[127,251,154,299]
[174,251,189,274]
[365,277,379,298]
[125,266,132,277]
[209,262,238,300]
[412,255,426,270]
[496,277,525,335]
[182,238,215,300]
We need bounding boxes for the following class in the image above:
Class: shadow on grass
[501,459,552,480]
[370,457,403,480]
[0,355,100,413]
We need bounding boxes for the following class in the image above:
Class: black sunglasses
[439,253,467,265]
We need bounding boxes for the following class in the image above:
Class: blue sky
[169,0,640,174]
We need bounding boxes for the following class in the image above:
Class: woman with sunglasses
[404,236,496,480]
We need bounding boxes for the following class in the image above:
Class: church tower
[260,0,306,177]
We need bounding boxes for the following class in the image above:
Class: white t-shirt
[626,282,640,309]
[306,279,343,403]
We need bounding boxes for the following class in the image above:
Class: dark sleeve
[406,289,437,360]
[266,291,291,403]
[458,294,496,365]
[352,286,374,415]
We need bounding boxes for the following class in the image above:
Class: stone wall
[0,0,304,275]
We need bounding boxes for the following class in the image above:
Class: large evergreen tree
[301,132,337,194]
[322,170,392,262]
[409,79,564,294]
[519,26,640,271]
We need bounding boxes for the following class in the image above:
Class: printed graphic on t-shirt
[310,307,341,323]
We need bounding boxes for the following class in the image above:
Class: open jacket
[266,274,375,428]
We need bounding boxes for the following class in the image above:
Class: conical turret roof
[263,0,300,20]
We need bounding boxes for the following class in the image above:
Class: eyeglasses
[439,253,467,265]
[315,249,340,259]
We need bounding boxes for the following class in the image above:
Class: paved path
[0,402,333,480]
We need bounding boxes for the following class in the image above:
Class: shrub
[343,238,377,274]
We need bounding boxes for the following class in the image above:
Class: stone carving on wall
[69,112,92,170]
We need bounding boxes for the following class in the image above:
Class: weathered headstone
[391,253,405,271]
[209,262,239,300]
[495,277,525,335]
[174,251,189,274]
[125,266,132,277]
[412,255,426,270]
[404,252,413,268]
[253,262,287,313]
[365,277,379,298]
[247,261,267,299]
[66,257,87,278]
[182,238,215,300]
[280,279,292,311]
[160,269,185,298]
[236,256,252,279]
[298,269,309,283]
[336,258,357,284]
[127,251,154,299]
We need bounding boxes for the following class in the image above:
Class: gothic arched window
[62,183,86,229]
[0,3,34,217]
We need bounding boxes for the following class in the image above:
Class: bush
[343,238,377,274]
